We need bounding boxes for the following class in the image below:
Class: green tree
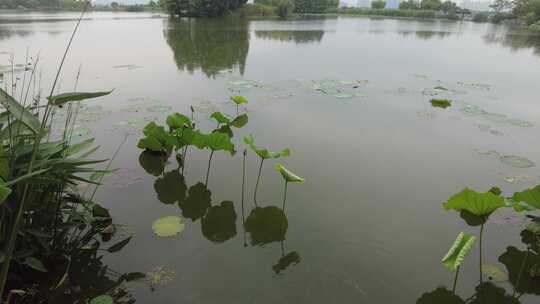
[371,0,386,9]
[440,0,457,13]
[276,0,294,17]
[399,0,420,9]
[160,0,248,17]
[489,0,512,13]
[420,0,441,10]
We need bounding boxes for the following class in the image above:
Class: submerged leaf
[275,163,305,183]
[443,188,505,216]
[152,216,185,237]
[500,155,535,168]
[442,232,476,271]
[47,91,112,106]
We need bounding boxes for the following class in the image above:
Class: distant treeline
[0,0,86,9]
[158,0,248,17]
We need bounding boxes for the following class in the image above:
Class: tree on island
[371,0,386,9]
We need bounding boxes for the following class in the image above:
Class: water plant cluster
[417,184,540,302]
[136,95,305,275]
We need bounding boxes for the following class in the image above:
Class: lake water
[1,11,540,303]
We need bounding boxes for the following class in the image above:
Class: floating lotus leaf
[500,155,535,168]
[443,188,505,216]
[461,104,485,117]
[434,86,449,91]
[89,295,113,304]
[152,216,185,237]
[146,104,172,113]
[333,92,354,99]
[482,264,509,282]
[275,163,305,183]
[244,135,290,160]
[442,232,476,271]
[430,99,452,109]
[507,119,533,127]
[145,266,176,286]
[511,184,540,210]
[230,95,248,105]
[483,112,507,123]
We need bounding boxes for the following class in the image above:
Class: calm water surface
[1,12,540,303]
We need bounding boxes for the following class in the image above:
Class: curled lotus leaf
[443,188,505,216]
[511,184,540,211]
[243,135,290,160]
[152,216,185,237]
[230,95,248,105]
[442,231,476,271]
[275,163,305,183]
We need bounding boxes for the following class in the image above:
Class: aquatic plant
[430,98,452,109]
[152,216,185,237]
[137,121,176,154]
[275,163,304,210]
[230,95,248,115]
[442,232,476,292]
[244,134,290,203]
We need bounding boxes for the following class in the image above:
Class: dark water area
[1,11,540,303]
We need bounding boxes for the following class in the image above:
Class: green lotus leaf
[511,184,540,210]
[201,201,237,243]
[230,114,248,128]
[137,122,176,153]
[89,295,114,304]
[245,206,288,246]
[166,113,191,130]
[243,135,290,160]
[179,182,211,221]
[152,216,185,237]
[204,132,235,155]
[154,170,187,204]
[230,95,248,105]
[210,111,232,125]
[275,163,305,183]
[442,232,476,271]
[430,99,452,109]
[443,188,505,216]
[482,264,509,282]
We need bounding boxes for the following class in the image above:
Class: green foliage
[511,184,540,210]
[399,0,420,9]
[160,0,248,17]
[137,122,176,153]
[89,295,114,304]
[244,135,291,159]
[0,88,41,133]
[230,95,248,105]
[244,206,288,246]
[420,0,441,10]
[166,113,191,130]
[430,99,452,109]
[442,232,476,271]
[236,3,277,16]
[47,91,112,106]
[443,188,505,216]
[276,0,295,17]
[275,163,305,183]
[293,0,338,14]
[371,0,386,9]
[0,180,12,204]
[328,7,438,18]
